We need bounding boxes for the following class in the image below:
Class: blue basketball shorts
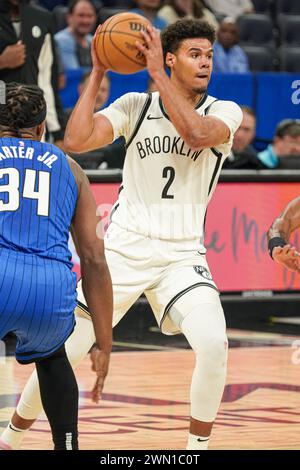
[0,248,77,363]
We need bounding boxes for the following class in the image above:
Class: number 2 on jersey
[0,168,50,216]
[162,166,175,199]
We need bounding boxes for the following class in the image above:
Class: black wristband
[268,237,286,259]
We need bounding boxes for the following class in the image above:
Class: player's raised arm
[69,158,113,401]
[267,196,300,272]
[136,25,242,150]
[64,26,114,153]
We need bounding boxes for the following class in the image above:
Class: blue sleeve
[55,31,79,70]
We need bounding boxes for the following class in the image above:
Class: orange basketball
[95,12,151,74]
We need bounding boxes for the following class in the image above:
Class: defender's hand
[273,244,300,272]
[90,346,110,403]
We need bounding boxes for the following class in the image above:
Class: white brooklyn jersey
[100,91,242,247]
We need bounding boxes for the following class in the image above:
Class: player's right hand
[272,244,300,272]
[91,25,108,74]
[0,42,26,69]
[90,346,110,403]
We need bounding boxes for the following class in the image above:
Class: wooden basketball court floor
[1,331,300,450]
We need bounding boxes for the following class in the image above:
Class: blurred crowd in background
[0,0,300,170]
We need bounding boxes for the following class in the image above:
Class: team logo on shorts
[193,266,213,280]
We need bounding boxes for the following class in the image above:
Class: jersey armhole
[203,99,224,160]
[204,99,218,116]
[126,94,153,149]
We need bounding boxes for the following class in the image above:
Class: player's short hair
[0,82,46,131]
[68,0,97,15]
[275,119,300,139]
[241,106,256,119]
[161,19,216,61]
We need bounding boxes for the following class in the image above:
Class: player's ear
[36,121,46,141]
[165,52,175,69]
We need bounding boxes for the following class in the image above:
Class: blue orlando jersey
[0,138,78,268]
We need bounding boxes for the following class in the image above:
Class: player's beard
[193,86,208,95]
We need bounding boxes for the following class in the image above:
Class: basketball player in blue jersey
[0,83,113,450]
[1,20,242,450]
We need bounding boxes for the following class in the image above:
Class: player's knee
[179,301,228,368]
[197,333,228,370]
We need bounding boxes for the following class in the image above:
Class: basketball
[94,12,151,74]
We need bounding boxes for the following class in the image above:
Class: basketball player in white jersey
[0,19,242,450]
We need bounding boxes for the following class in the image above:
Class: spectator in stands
[64,72,110,122]
[79,72,110,111]
[257,120,300,169]
[223,106,264,169]
[205,0,254,19]
[132,0,168,30]
[55,0,97,70]
[0,0,65,146]
[158,0,218,30]
[213,17,249,73]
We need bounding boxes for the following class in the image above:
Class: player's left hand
[135,25,165,79]
[90,346,110,403]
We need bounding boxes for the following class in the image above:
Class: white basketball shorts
[77,222,219,335]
